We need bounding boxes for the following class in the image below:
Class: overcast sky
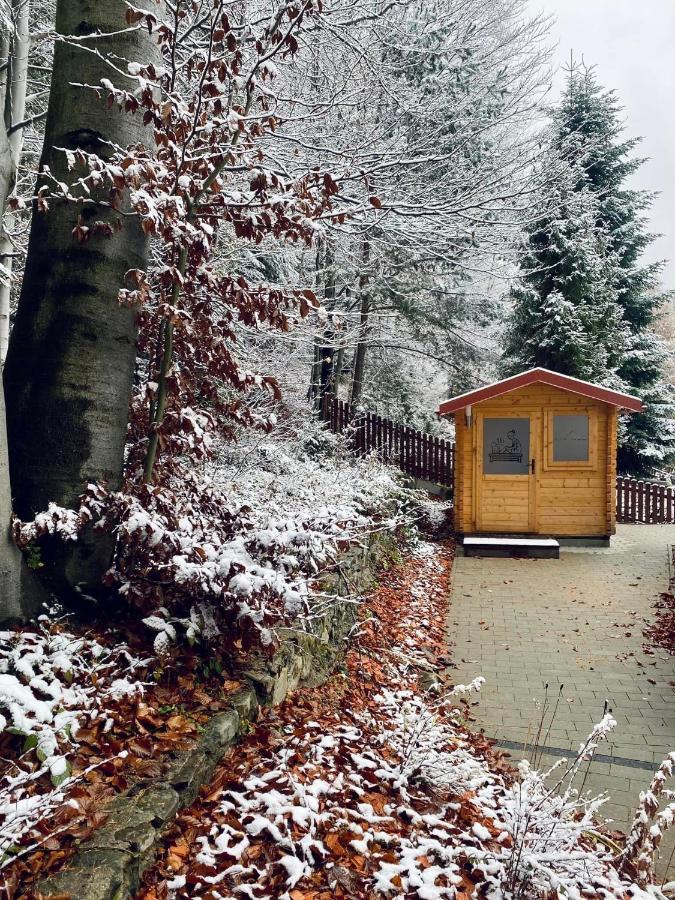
[528,0,675,291]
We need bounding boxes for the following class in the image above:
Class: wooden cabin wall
[453,383,616,537]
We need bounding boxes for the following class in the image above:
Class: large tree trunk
[4,0,159,603]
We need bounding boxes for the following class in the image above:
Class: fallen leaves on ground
[0,618,244,897]
[135,518,651,900]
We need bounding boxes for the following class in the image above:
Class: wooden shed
[438,368,644,541]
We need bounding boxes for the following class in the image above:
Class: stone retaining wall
[38,524,399,899]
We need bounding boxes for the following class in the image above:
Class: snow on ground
[0,614,147,867]
[151,540,664,899]
[220,437,403,546]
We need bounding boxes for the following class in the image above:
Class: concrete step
[462,536,560,559]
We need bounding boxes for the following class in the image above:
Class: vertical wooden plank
[667,485,673,524]
[625,478,630,522]
[648,481,654,523]
[637,479,644,523]
[624,477,629,522]
[616,477,622,522]
[433,436,439,484]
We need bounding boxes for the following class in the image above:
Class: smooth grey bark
[4,1,159,603]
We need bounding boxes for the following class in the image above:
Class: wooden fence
[321,397,675,521]
[321,395,454,488]
[617,476,675,524]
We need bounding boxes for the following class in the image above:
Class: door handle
[531,458,536,474]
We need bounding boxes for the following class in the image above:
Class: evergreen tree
[558,65,674,474]
[503,164,629,385]
[504,64,675,475]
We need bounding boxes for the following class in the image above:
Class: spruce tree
[504,64,674,475]
[558,65,674,474]
[503,165,629,385]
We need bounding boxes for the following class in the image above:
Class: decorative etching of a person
[505,429,522,456]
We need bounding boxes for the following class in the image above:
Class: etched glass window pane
[553,414,589,461]
[483,418,530,475]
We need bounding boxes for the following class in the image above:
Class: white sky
[528,0,675,291]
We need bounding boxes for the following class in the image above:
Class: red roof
[437,368,644,416]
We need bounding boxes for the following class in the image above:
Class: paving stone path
[449,524,675,873]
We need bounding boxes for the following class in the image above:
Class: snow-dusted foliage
[0,617,145,867]
[12,1,366,647]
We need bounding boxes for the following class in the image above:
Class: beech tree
[12,0,343,651]
[4,0,161,601]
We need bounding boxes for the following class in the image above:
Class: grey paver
[448,524,675,874]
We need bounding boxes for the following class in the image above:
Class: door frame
[473,408,540,533]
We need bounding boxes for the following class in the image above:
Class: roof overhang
[437,368,645,417]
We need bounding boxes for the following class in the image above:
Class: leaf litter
[136,523,667,900]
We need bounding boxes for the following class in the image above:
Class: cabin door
[475,411,538,533]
